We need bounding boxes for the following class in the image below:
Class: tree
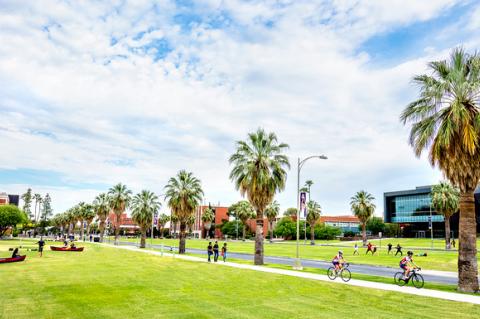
[365,216,385,235]
[108,183,132,245]
[432,181,460,250]
[400,48,480,292]
[164,170,203,254]
[131,190,161,248]
[305,180,314,200]
[94,193,110,243]
[186,215,195,234]
[170,214,179,237]
[0,205,27,236]
[229,128,290,265]
[201,208,215,239]
[21,188,33,220]
[306,200,321,245]
[274,217,297,239]
[265,201,280,243]
[73,203,85,238]
[229,200,255,241]
[82,203,96,239]
[350,190,375,247]
[41,193,53,221]
[157,213,169,238]
[284,207,298,220]
[33,193,42,222]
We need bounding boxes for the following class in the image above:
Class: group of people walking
[352,242,404,256]
[207,241,227,262]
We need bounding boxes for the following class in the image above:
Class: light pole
[294,155,327,270]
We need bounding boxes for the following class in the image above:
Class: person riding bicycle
[400,251,418,280]
[332,250,346,272]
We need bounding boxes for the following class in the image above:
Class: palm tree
[401,48,480,292]
[350,191,375,247]
[108,183,132,245]
[34,193,42,222]
[82,204,96,239]
[305,180,314,200]
[431,182,460,250]
[131,190,161,248]
[306,200,321,245]
[284,207,298,220]
[94,193,110,243]
[201,208,215,239]
[164,170,203,254]
[230,200,255,241]
[186,215,196,234]
[73,203,84,238]
[229,128,290,265]
[170,214,179,237]
[265,201,280,243]
[157,213,169,238]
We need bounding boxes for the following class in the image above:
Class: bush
[0,205,27,236]
[384,223,400,237]
[343,230,356,238]
[314,224,341,240]
[274,217,297,239]
[364,217,385,235]
[220,221,250,239]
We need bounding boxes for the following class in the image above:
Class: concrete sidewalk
[96,242,480,305]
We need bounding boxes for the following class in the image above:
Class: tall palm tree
[305,180,314,201]
[157,213,169,238]
[186,215,196,234]
[431,182,460,250]
[34,193,42,222]
[170,214,179,237]
[401,48,480,292]
[201,208,215,239]
[164,170,203,254]
[94,193,110,243]
[306,200,321,245]
[108,183,132,245]
[230,200,255,241]
[350,191,375,247]
[265,201,280,243]
[131,190,161,248]
[82,203,96,239]
[73,203,84,239]
[229,128,290,265]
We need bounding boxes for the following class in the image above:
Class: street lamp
[294,155,328,270]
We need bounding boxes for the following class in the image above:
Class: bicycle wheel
[327,267,337,280]
[394,272,406,286]
[412,273,424,289]
[341,268,351,282]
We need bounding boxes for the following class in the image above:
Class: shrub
[343,230,356,238]
[314,224,341,240]
[0,205,27,236]
[274,217,297,239]
[364,217,385,235]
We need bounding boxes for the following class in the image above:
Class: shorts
[400,264,407,270]
[332,261,339,266]
[38,247,43,252]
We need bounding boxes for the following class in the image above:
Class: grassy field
[113,237,477,272]
[1,239,479,319]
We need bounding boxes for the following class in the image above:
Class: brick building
[0,192,19,206]
[107,212,139,234]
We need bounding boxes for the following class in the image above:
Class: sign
[300,192,307,218]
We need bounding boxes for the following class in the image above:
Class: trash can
[93,237,100,243]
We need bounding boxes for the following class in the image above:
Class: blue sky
[1,0,480,215]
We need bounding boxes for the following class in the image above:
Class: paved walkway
[97,242,480,305]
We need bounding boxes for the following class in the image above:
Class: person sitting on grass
[11,248,20,258]
[70,241,77,249]
[63,239,68,247]
[399,251,419,280]
[332,250,346,273]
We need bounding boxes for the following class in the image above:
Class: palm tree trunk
[445,214,451,250]
[160,226,164,239]
[362,222,367,247]
[114,213,121,245]
[86,222,91,238]
[269,221,273,243]
[81,219,85,241]
[310,224,315,245]
[179,222,186,254]
[458,190,479,293]
[254,213,264,265]
[242,224,246,241]
[140,229,146,248]
[99,219,105,243]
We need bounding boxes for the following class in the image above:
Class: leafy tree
[265,201,280,243]
[432,181,460,249]
[164,170,203,254]
[274,217,297,239]
[229,128,290,265]
[350,190,376,247]
[229,200,255,241]
[383,223,400,237]
[108,183,132,245]
[284,207,298,219]
[201,208,215,239]
[400,48,480,292]
[94,193,110,242]
[0,205,27,236]
[220,220,245,238]
[21,188,33,220]
[157,213,170,238]
[33,193,42,222]
[365,216,385,235]
[314,224,341,240]
[306,200,321,245]
[40,193,53,222]
[131,190,161,248]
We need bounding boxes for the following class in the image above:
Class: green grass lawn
[1,239,479,319]
[113,237,475,272]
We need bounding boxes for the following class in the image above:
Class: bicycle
[327,263,351,282]
[394,267,424,289]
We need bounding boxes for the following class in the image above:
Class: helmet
[407,251,413,256]
[338,250,343,255]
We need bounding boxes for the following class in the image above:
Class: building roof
[320,215,360,223]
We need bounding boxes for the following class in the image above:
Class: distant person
[372,245,377,255]
[387,243,393,254]
[213,241,219,262]
[70,241,76,249]
[451,239,456,248]
[353,243,359,255]
[11,248,20,258]
[366,242,373,255]
[63,239,68,247]
[37,237,45,257]
[395,244,403,256]
[221,243,227,262]
[89,234,93,242]
[207,242,213,262]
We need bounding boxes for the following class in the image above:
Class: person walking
[372,244,377,255]
[353,243,359,255]
[366,242,373,255]
[221,243,227,262]
[213,241,219,262]
[395,243,403,256]
[37,237,45,257]
[387,243,393,254]
[207,242,213,262]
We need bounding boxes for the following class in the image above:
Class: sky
[1,0,480,217]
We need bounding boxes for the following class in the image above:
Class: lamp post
[294,155,327,270]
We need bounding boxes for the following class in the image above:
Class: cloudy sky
[1,0,479,217]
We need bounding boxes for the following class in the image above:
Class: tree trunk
[269,221,273,243]
[114,213,121,245]
[362,222,367,247]
[81,219,85,241]
[160,226,164,239]
[445,214,451,250]
[86,223,91,239]
[140,229,146,248]
[310,223,315,245]
[178,222,186,254]
[99,219,105,243]
[242,224,246,241]
[458,190,479,293]
[254,215,264,265]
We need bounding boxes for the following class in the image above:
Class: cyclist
[332,250,346,273]
[399,251,418,280]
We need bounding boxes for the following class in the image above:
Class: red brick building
[107,212,139,234]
